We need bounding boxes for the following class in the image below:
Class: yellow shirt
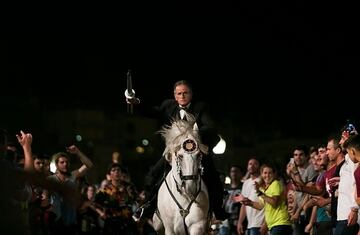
[260,180,291,229]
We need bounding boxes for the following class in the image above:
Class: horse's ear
[193,122,199,131]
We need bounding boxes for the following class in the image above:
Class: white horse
[152,115,210,235]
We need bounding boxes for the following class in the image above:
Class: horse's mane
[159,114,208,157]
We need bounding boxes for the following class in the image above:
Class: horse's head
[159,115,208,197]
[154,115,210,235]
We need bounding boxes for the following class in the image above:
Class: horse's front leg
[188,222,208,235]
[152,213,165,235]
[164,231,176,235]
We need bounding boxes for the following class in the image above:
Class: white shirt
[241,176,265,228]
[337,154,358,221]
[180,109,186,119]
[179,104,190,120]
[179,104,198,130]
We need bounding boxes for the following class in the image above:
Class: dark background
[1,2,359,184]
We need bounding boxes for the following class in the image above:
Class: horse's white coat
[153,115,210,235]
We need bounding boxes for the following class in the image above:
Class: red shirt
[354,166,360,197]
[317,165,337,196]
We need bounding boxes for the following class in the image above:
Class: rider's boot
[134,156,170,220]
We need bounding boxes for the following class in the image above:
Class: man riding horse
[126,79,228,221]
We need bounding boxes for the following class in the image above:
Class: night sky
[2,2,359,146]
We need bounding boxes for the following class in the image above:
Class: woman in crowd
[234,164,292,235]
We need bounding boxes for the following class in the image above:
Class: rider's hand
[126,97,140,105]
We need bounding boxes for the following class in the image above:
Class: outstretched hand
[232,193,245,203]
[126,97,140,105]
[233,194,253,206]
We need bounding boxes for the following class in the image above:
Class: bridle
[174,139,203,192]
[163,138,204,235]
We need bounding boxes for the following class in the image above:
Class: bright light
[212,135,226,154]
[225,176,231,184]
[142,139,149,146]
[136,146,145,154]
[75,134,82,142]
[50,161,57,173]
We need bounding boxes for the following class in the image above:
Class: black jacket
[156,99,219,150]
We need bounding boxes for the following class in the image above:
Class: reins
[164,176,202,235]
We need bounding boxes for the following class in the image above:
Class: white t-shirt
[337,154,359,221]
[241,177,265,228]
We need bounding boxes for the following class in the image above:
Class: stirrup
[132,207,144,222]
